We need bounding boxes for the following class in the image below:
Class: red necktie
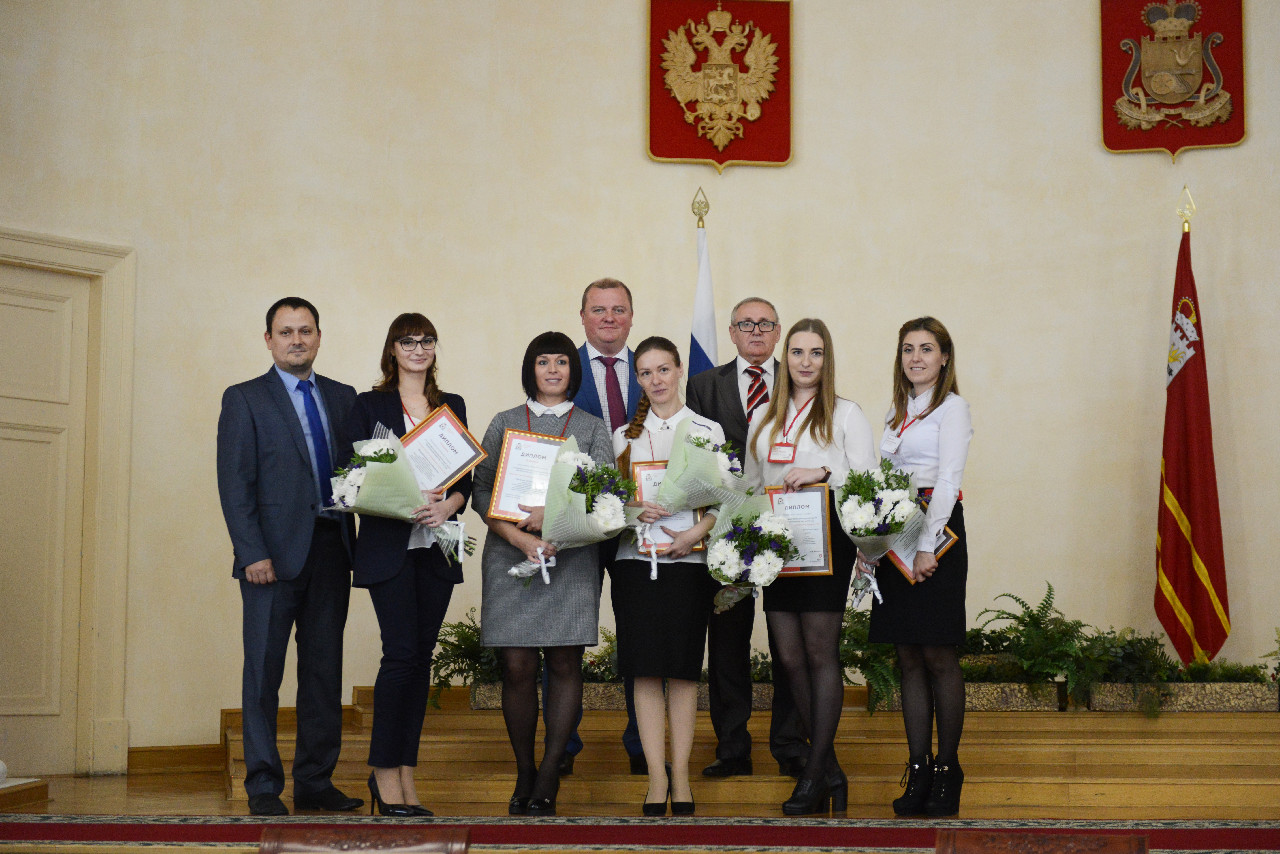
[596,355,628,432]
[745,365,769,422]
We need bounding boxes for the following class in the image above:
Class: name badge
[880,432,903,454]
[768,442,797,464]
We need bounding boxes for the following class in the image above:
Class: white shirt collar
[526,398,576,417]
[643,405,692,433]
[585,342,630,365]
[735,355,773,377]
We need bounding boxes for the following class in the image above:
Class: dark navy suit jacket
[217,367,357,580]
[574,344,642,424]
[685,358,780,453]
[344,389,472,588]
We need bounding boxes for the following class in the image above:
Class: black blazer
[344,389,473,587]
[685,358,779,452]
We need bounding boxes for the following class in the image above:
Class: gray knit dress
[475,404,615,647]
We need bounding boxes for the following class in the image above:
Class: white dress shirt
[584,342,631,428]
[881,391,972,554]
[525,398,576,418]
[745,397,877,493]
[612,406,725,565]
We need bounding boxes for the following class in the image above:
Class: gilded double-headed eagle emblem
[661,3,779,151]
[1114,0,1232,130]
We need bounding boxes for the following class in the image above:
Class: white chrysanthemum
[590,492,626,531]
[754,512,791,538]
[686,423,714,442]
[359,438,398,457]
[890,499,917,524]
[557,450,596,470]
[847,501,877,532]
[870,467,886,485]
[747,551,784,586]
[707,539,742,583]
[881,488,910,507]
[330,467,366,508]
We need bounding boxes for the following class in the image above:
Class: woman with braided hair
[610,336,723,816]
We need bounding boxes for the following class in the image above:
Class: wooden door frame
[0,227,135,774]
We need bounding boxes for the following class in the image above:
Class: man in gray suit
[686,297,808,778]
[217,297,363,816]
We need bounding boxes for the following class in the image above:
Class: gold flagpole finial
[1178,185,1196,233]
[692,187,710,229]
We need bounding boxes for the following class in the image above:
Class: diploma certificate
[885,495,958,583]
[766,483,833,576]
[487,429,568,522]
[631,460,704,555]
[401,404,487,491]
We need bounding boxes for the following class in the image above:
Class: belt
[920,487,963,501]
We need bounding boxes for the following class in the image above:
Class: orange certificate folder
[885,495,958,583]
[400,403,486,491]
[486,429,567,523]
[766,482,833,577]
[631,460,705,555]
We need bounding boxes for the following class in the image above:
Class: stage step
[220,690,1280,818]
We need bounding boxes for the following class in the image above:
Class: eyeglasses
[396,337,437,351]
[733,320,778,332]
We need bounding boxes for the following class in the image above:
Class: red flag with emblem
[1155,228,1229,664]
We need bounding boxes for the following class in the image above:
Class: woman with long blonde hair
[744,318,876,815]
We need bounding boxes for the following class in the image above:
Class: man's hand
[245,558,277,585]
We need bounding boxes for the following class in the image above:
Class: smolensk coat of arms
[661,5,778,151]
[1114,0,1232,130]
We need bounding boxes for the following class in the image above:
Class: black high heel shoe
[509,770,535,816]
[923,762,963,817]
[892,754,934,815]
[367,772,415,817]
[782,777,832,815]
[670,780,695,817]
[642,776,669,817]
[825,765,848,813]
[526,776,560,816]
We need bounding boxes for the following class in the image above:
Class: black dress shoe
[248,793,288,816]
[782,777,832,816]
[293,785,364,812]
[526,797,557,816]
[405,804,435,816]
[777,756,806,778]
[558,752,575,776]
[629,752,648,775]
[702,757,752,777]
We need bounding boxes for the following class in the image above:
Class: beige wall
[2,1,1276,749]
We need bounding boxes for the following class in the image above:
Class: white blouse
[745,397,877,494]
[612,406,725,565]
[881,391,972,554]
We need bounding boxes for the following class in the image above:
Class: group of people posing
[217,279,972,820]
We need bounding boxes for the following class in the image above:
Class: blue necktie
[297,379,334,508]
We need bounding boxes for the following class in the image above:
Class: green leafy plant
[840,607,899,713]
[1077,627,1177,716]
[581,627,622,683]
[1174,658,1269,684]
[977,583,1091,703]
[429,608,500,707]
[1263,629,1280,683]
[749,648,774,684]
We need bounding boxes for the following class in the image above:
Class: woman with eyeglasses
[344,313,469,816]
[743,318,876,816]
[473,331,615,817]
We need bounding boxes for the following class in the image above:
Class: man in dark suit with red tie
[686,297,807,778]
[217,297,363,816]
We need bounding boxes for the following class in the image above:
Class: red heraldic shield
[1155,230,1229,664]
[1101,0,1245,159]
[649,0,791,172]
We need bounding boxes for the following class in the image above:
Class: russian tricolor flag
[689,225,717,375]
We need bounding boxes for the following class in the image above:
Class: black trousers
[366,547,456,768]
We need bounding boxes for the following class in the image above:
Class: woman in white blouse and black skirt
[744,318,876,815]
[865,316,973,817]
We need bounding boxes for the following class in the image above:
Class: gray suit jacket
[217,367,357,580]
[685,358,779,452]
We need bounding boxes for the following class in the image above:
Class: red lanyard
[782,397,815,442]
[897,414,921,437]
[401,401,417,428]
[526,404,575,437]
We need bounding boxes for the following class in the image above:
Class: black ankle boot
[826,765,848,813]
[923,762,963,817]
[782,777,832,815]
[892,754,933,816]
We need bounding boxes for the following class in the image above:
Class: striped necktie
[745,365,769,421]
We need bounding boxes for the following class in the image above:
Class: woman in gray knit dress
[473,331,614,817]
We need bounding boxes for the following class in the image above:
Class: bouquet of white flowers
[652,419,750,515]
[706,500,801,613]
[834,459,924,606]
[509,437,636,584]
[330,423,476,565]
